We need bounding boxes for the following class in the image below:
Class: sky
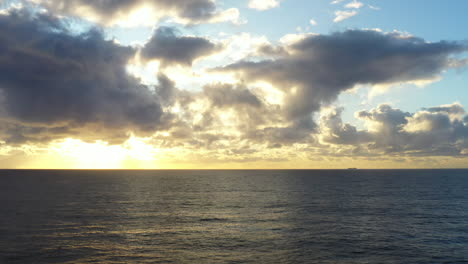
[0,0,467,169]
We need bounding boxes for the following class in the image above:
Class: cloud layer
[141,27,221,66]
[0,10,165,143]
[27,0,239,26]
[0,3,467,165]
[320,103,468,156]
[218,30,466,121]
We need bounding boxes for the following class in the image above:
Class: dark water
[1,170,468,264]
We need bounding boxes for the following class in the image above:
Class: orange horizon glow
[1,137,468,170]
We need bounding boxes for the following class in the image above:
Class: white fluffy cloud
[248,0,280,10]
[333,10,358,22]
[320,103,468,156]
[331,0,346,4]
[345,0,364,9]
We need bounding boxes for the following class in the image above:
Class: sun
[49,137,158,169]
[51,139,126,169]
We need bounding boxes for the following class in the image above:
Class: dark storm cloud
[141,27,220,66]
[245,117,316,144]
[28,0,223,24]
[320,103,468,156]
[0,10,165,143]
[203,83,261,108]
[217,30,467,120]
[0,123,71,144]
[256,44,288,58]
[154,73,176,105]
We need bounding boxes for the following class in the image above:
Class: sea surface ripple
[1,169,468,263]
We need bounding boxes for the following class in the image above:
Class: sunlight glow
[50,137,158,169]
[52,139,127,169]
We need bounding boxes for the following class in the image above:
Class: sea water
[1,169,467,263]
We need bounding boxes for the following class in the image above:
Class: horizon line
[1,168,468,171]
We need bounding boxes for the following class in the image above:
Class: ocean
[1,169,467,263]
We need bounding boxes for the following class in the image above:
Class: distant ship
[347,168,358,170]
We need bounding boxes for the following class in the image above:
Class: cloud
[0,9,170,144]
[0,6,467,163]
[203,83,262,108]
[148,78,306,147]
[320,103,468,156]
[215,30,466,124]
[357,104,411,133]
[199,83,286,141]
[320,107,372,145]
[424,103,465,117]
[345,0,364,9]
[245,117,316,144]
[140,27,221,66]
[27,0,240,26]
[154,73,177,106]
[248,0,280,10]
[333,10,358,22]
[256,43,289,57]
[331,0,346,4]
[310,19,318,26]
